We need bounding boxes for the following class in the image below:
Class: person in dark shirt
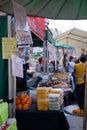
[62,53,68,72]
[16,56,29,92]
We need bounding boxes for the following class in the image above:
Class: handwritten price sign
[2,38,17,59]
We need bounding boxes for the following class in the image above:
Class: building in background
[55,28,87,57]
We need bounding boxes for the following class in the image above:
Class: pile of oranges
[72,108,84,115]
[16,93,32,110]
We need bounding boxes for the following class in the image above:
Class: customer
[74,54,86,110]
[68,56,77,103]
[68,55,75,73]
[62,53,68,72]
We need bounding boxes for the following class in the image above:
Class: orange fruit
[25,95,30,99]
[21,97,28,105]
[29,97,32,103]
[22,103,29,110]
[16,104,23,109]
[16,97,21,105]
[19,93,26,100]
[26,98,32,107]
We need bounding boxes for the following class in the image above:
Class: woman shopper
[74,54,86,110]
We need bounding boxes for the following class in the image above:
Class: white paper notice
[13,0,27,29]
[12,55,23,78]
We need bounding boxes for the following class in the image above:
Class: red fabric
[27,17,46,41]
[2,124,10,130]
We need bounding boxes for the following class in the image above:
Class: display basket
[0,102,8,124]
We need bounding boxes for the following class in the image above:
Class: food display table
[16,103,69,130]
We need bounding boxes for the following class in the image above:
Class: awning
[55,41,76,50]
[34,51,43,57]
[0,0,87,20]
[45,29,55,44]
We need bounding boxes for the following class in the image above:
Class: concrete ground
[65,113,85,130]
[63,95,86,130]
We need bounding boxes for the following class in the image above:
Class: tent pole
[83,53,87,130]
[8,15,16,118]
[8,15,14,118]
[47,40,49,73]
[62,47,64,55]
[43,29,48,73]
[43,39,46,73]
[11,16,16,118]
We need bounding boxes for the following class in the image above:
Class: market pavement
[65,113,84,130]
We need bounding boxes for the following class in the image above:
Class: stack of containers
[48,94,60,110]
[49,88,64,107]
[37,87,49,110]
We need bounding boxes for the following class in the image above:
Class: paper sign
[17,45,30,57]
[2,38,17,59]
[13,0,27,30]
[47,42,56,61]
[16,25,33,45]
[13,1,33,45]
[12,55,23,78]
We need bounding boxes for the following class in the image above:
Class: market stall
[15,86,70,130]
[15,70,74,130]
[0,2,86,129]
[16,102,69,130]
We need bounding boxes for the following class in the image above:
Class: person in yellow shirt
[74,54,86,110]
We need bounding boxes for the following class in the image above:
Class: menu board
[2,38,17,59]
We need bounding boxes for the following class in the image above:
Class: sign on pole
[12,0,27,30]
[2,38,17,59]
[12,55,23,78]
[13,0,33,46]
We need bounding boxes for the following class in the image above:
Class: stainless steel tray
[64,104,83,117]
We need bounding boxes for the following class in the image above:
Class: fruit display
[72,108,84,115]
[16,93,32,110]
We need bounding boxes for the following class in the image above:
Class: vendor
[36,57,44,72]
[16,53,30,92]
[48,61,55,72]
